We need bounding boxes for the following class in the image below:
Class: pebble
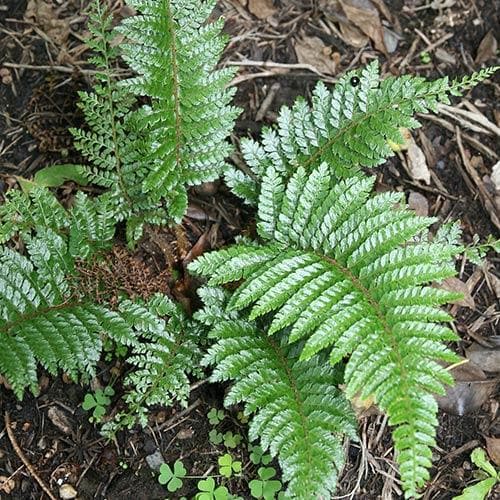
[145,449,165,471]
[59,483,78,499]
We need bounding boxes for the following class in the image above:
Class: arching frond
[190,164,464,497]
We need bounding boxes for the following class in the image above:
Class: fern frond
[0,229,130,398]
[228,62,498,203]
[0,185,68,243]
[103,294,203,433]
[116,0,240,220]
[197,287,357,499]
[190,164,464,497]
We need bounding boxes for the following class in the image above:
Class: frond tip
[190,164,464,498]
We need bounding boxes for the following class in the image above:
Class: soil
[0,1,499,499]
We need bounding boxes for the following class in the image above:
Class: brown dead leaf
[338,20,369,48]
[294,36,339,76]
[408,191,429,217]
[339,0,387,54]
[25,0,70,46]
[406,137,431,184]
[439,277,475,309]
[248,0,276,19]
[491,160,500,192]
[486,437,500,466]
[475,30,498,65]
[465,337,500,373]
[436,361,498,416]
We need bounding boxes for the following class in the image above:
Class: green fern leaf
[103,295,203,433]
[197,287,357,499]
[228,62,498,203]
[190,164,464,498]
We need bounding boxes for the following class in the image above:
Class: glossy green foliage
[196,287,357,499]
[226,62,499,204]
[0,188,121,398]
[103,295,203,434]
[190,165,465,498]
[72,0,239,244]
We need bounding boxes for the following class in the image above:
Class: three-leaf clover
[249,467,283,500]
[209,429,224,445]
[452,448,499,500]
[207,408,225,426]
[223,431,242,449]
[196,477,229,500]
[236,411,248,424]
[158,460,187,492]
[249,444,272,465]
[218,453,242,478]
[82,386,114,421]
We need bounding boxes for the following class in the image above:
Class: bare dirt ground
[0,1,499,499]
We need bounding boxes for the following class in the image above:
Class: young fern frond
[190,164,465,498]
[118,0,239,218]
[103,295,203,434]
[226,62,498,204]
[196,287,357,499]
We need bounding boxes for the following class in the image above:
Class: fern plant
[189,163,469,498]
[195,286,357,499]
[71,0,239,243]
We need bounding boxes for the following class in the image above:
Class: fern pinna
[0,187,200,431]
[226,61,498,204]
[195,287,357,499]
[72,0,239,243]
[190,163,466,498]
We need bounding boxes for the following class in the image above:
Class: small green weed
[158,459,187,492]
[218,453,242,478]
[82,386,114,422]
[452,448,499,500]
[249,467,283,500]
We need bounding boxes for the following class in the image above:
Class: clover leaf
[158,460,186,492]
[249,467,282,499]
[218,453,242,478]
[207,408,225,426]
[196,477,230,500]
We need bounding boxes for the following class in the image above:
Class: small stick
[4,412,57,500]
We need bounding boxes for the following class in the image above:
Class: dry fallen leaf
[47,406,73,435]
[406,137,431,184]
[436,361,498,416]
[475,30,498,65]
[248,0,276,19]
[485,436,500,467]
[465,337,500,373]
[439,277,476,309]
[339,0,388,54]
[24,0,70,46]
[338,20,369,48]
[294,36,339,76]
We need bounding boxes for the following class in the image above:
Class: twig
[4,412,57,500]
[2,62,128,77]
